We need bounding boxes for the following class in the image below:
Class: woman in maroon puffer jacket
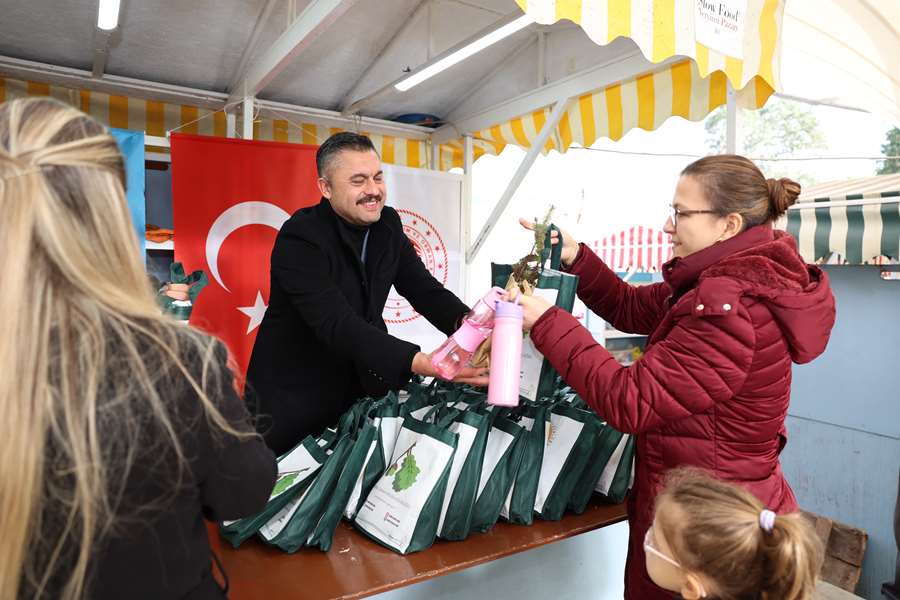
[514,155,836,600]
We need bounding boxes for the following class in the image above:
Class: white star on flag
[237,291,268,334]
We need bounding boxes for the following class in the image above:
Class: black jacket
[246,198,469,454]
[36,335,276,600]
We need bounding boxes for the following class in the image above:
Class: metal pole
[726,80,740,154]
[466,94,572,264]
[462,135,474,300]
[537,30,546,87]
[242,95,255,140]
[226,113,237,138]
[429,139,439,170]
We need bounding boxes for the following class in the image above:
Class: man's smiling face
[318,149,386,226]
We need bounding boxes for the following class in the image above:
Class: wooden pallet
[801,510,868,593]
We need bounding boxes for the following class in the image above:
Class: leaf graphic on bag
[392,452,421,492]
[272,473,299,497]
[270,468,310,499]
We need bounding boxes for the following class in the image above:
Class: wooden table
[209,499,628,600]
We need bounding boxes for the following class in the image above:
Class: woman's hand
[160,282,190,301]
[503,289,554,331]
[518,217,579,267]
[411,352,490,387]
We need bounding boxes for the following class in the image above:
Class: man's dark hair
[316,131,377,178]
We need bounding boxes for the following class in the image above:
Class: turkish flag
[171,134,319,377]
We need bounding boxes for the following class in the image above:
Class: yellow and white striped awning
[0,76,430,169]
[516,0,782,91]
[437,58,773,170]
[437,0,783,170]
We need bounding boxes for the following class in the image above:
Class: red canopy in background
[588,226,672,273]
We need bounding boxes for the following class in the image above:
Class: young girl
[644,468,822,600]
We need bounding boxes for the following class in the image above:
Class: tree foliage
[705,97,827,185]
[877,127,900,175]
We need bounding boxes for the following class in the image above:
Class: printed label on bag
[380,416,402,465]
[355,428,454,553]
[344,439,379,520]
[409,406,432,421]
[258,484,314,540]
[595,434,630,495]
[534,413,584,513]
[500,416,536,518]
[519,287,559,401]
[476,425,516,499]
[437,420,479,534]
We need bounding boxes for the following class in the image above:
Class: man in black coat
[246,132,484,455]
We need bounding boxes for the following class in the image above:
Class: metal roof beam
[228,0,358,104]
[466,93,574,264]
[254,97,434,139]
[0,54,228,110]
[338,0,432,112]
[431,50,674,144]
[226,0,281,94]
[440,33,537,121]
[91,28,114,79]
[342,11,530,117]
[0,55,431,139]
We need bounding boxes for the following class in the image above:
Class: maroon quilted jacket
[530,225,835,598]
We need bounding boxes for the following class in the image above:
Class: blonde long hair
[656,468,821,600]
[0,97,249,599]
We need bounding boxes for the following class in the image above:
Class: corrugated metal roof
[799,173,900,202]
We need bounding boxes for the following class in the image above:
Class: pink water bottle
[431,320,489,380]
[487,299,523,407]
[430,287,505,380]
[465,287,505,332]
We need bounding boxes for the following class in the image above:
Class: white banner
[382,165,465,354]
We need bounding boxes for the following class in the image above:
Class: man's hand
[411,352,490,387]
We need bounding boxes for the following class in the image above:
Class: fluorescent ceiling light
[97,0,121,30]
[394,15,534,92]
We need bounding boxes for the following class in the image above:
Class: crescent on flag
[205,201,291,292]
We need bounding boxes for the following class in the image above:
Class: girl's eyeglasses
[644,526,681,568]
[644,526,708,598]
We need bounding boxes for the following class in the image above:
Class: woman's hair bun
[767,177,801,218]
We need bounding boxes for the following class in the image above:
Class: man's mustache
[356,195,382,205]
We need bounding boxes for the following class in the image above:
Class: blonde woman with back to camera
[514,155,836,598]
[0,97,276,599]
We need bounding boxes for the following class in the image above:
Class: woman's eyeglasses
[667,206,718,227]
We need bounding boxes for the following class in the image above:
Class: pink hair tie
[759,509,776,533]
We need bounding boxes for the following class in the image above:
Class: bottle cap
[494,299,523,319]
[452,320,490,352]
[480,286,505,307]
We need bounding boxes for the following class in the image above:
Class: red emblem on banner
[384,209,449,324]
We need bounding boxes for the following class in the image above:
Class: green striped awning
[777,174,900,265]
